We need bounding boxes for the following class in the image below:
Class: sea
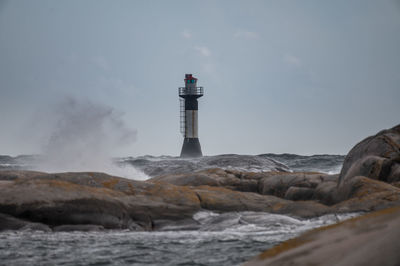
[0,153,354,266]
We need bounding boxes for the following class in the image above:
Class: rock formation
[244,206,400,266]
[245,124,400,265]
[0,124,400,234]
[339,124,400,185]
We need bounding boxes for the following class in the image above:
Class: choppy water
[0,211,359,266]
[121,153,345,177]
[0,153,348,265]
[0,153,345,178]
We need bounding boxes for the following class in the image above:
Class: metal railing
[179,87,204,96]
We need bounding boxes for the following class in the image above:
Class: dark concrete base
[180,138,203,158]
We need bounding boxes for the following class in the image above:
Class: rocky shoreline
[242,124,400,265]
[0,124,399,235]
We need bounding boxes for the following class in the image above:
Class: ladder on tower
[180,98,185,136]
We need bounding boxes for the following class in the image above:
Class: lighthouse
[179,74,204,157]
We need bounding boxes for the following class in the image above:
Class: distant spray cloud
[35,97,148,180]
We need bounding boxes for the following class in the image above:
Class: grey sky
[0,0,399,156]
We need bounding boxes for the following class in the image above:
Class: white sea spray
[33,97,148,180]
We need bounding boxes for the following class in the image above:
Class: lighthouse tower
[179,74,204,157]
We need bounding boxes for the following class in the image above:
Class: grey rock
[332,176,400,214]
[192,186,331,218]
[313,181,338,205]
[336,175,400,202]
[284,187,315,201]
[150,168,262,192]
[258,173,328,197]
[339,124,400,185]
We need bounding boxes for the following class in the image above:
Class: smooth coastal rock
[333,176,400,213]
[244,206,400,266]
[0,170,337,231]
[0,172,202,231]
[339,124,400,185]
[284,187,315,201]
[258,172,335,198]
[150,168,264,192]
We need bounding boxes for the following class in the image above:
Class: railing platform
[179,87,204,97]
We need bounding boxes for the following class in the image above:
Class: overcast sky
[0,0,399,157]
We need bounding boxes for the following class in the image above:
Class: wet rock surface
[245,206,400,266]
